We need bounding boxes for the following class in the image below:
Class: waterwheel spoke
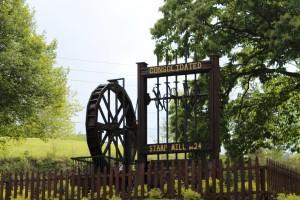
[102,94,114,121]
[118,105,130,126]
[118,135,125,146]
[99,133,109,148]
[102,137,113,156]
[113,105,123,122]
[112,136,123,159]
[98,107,108,124]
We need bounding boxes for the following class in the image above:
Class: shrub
[110,195,122,200]
[277,193,300,200]
[148,188,163,199]
[181,188,201,200]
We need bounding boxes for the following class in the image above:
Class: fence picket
[184,160,188,189]
[197,160,202,194]
[121,168,125,198]
[204,159,209,196]
[219,160,223,200]
[248,158,253,200]
[30,172,34,200]
[211,159,216,200]
[147,162,152,192]
[53,171,57,198]
[36,172,40,200]
[255,157,260,199]
[13,172,18,198]
[19,172,23,196]
[159,164,164,194]
[240,159,245,199]
[96,168,101,200]
[70,172,75,200]
[24,172,29,199]
[233,162,238,200]
[41,172,46,200]
[103,167,107,199]
[0,174,3,200]
[115,166,120,196]
[177,161,182,197]
[76,170,81,200]
[167,161,174,198]
[140,163,145,198]
[225,161,231,200]
[47,171,52,199]
[58,171,64,200]
[154,162,158,188]
[109,167,113,198]
[191,160,196,191]
[5,174,12,200]
[65,171,69,200]
[133,165,139,198]
[82,170,88,197]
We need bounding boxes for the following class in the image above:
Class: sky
[26,0,164,137]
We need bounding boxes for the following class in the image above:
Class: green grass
[0,137,89,159]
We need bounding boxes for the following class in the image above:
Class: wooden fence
[0,158,270,200]
[267,159,300,195]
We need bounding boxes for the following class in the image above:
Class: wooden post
[209,55,220,160]
[137,62,148,164]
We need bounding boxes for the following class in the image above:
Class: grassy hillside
[0,137,89,159]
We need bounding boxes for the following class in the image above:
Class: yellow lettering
[171,144,175,151]
[149,67,154,74]
[184,64,189,70]
[197,62,202,69]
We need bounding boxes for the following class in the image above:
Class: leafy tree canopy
[151,0,300,157]
[0,0,79,142]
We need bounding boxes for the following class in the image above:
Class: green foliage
[0,157,73,172]
[181,188,201,200]
[0,0,80,143]
[148,188,163,199]
[151,0,300,157]
[277,193,300,200]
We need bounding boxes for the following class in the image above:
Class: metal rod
[115,88,118,160]
[108,88,111,159]
[156,55,160,161]
[166,50,169,161]
[175,54,178,160]
[194,73,197,142]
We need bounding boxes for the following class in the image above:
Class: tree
[0,0,78,142]
[151,0,300,157]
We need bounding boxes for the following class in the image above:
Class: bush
[148,188,163,199]
[0,157,72,172]
[181,188,201,200]
[277,193,300,200]
[110,195,122,200]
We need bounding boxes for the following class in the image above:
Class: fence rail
[0,157,297,200]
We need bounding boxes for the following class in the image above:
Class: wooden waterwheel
[86,80,137,169]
